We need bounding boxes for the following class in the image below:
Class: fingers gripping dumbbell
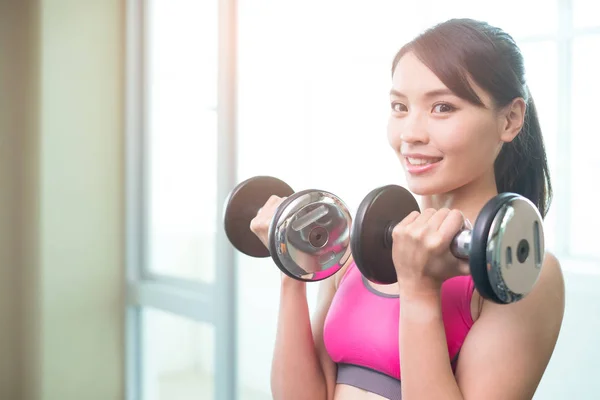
[223,176,353,281]
[350,185,545,304]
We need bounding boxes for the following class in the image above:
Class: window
[569,34,600,258]
[573,0,600,29]
[126,0,236,398]
[145,0,218,283]
[142,309,215,400]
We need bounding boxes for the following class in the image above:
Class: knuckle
[249,219,259,233]
[450,209,464,220]
[411,228,426,241]
[391,223,405,240]
[263,195,280,208]
[250,217,269,234]
[402,210,420,225]
[249,217,261,229]
[425,234,443,250]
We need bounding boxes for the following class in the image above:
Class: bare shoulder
[532,250,565,316]
[456,251,566,399]
[542,251,565,290]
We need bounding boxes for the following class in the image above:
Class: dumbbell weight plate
[223,176,294,257]
[269,189,353,282]
[471,193,545,304]
[350,184,546,304]
[350,185,420,284]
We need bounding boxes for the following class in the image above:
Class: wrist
[398,287,443,321]
[397,278,442,299]
[399,289,442,306]
[280,274,306,291]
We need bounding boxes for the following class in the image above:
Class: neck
[419,173,498,225]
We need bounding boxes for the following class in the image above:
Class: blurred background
[1,0,599,399]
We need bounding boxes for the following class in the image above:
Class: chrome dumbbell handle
[383,219,472,259]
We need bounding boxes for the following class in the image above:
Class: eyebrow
[389,88,455,98]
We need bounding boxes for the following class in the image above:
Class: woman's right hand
[251,195,302,284]
[249,195,287,249]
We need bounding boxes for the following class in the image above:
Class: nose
[399,113,429,144]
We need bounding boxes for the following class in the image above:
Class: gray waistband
[336,363,401,400]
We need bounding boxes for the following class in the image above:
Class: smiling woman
[260,18,564,400]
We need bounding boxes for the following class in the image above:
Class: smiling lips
[403,154,443,174]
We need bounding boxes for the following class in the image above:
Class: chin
[404,174,457,197]
[406,182,440,196]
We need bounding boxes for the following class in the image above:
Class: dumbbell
[223,176,353,281]
[350,185,545,304]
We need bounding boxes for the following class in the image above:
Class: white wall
[38,1,125,398]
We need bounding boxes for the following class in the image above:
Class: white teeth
[407,157,440,165]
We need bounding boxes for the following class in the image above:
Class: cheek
[434,118,498,161]
[387,117,401,150]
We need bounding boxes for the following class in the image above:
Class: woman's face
[387,52,506,196]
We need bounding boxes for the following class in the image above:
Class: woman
[250,18,565,400]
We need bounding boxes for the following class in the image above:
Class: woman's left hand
[391,208,471,295]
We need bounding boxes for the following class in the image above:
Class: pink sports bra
[323,262,475,399]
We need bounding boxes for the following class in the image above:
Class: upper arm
[455,252,565,400]
[311,256,354,400]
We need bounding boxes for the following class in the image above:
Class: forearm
[271,279,327,400]
[399,291,464,400]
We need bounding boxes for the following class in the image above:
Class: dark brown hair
[392,18,552,218]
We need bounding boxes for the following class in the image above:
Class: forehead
[391,51,493,107]
[391,52,448,92]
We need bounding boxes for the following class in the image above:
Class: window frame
[125,0,239,399]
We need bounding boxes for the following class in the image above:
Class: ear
[499,97,526,143]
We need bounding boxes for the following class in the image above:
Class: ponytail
[494,94,553,218]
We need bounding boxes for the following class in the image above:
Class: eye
[432,103,455,113]
[391,102,407,112]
